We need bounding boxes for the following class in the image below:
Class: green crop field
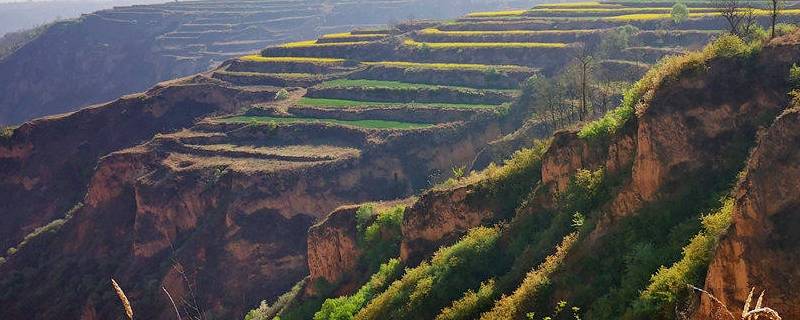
[364,61,533,72]
[297,97,500,109]
[315,79,515,91]
[216,115,433,129]
[403,39,569,49]
[240,55,347,64]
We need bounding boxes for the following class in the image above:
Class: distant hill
[0,0,167,36]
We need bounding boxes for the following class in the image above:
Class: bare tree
[769,0,785,38]
[718,0,745,35]
[573,45,595,121]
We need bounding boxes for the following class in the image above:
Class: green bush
[579,34,758,142]
[631,198,734,318]
[775,23,799,36]
[0,126,15,140]
[790,64,800,88]
[356,227,503,320]
[436,279,497,320]
[275,89,290,100]
[670,3,689,24]
[355,205,405,273]
[314,259,404,320]
[480,233,578,320]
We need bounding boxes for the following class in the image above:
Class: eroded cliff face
[695,106,800,320]
[0,78,267,251]
[0,76,502,319]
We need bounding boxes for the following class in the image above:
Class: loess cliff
[3,2,800,320]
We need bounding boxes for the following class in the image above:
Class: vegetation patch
[315,79,514,92]
[579,34,758,142]
[479,233,579,320]
[314,259,405,320]
[356,227,504,320]
[215,115,433,129]
[355,205,406,273]
[630,198,734,318]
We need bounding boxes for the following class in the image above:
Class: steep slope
[4,2,800,320]
[695,99,800,319]
[267,33,800,320]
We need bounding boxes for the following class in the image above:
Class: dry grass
[112,278,134,320]
[690,286,782,320]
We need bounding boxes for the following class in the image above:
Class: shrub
[775,23,799,36]
[436,279,497,320]
[357,205,405,272]
[480,233,579,320]
[631,198,734,318]
[790,64,800,87]
[579,34,758,142]
[670,3,689,24]
[275,89,290,101]
[314,259,404,320]
[0,126,14,140]
[597,25,639,57]
[356,227,503,320]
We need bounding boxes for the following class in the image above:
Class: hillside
[1,1,800,320]
[0,0,534,126]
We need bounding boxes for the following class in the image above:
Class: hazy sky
[0,0,168,35]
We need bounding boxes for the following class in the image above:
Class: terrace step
[211,71,334,87]
[305,80,516,105]
[411,28,607,43]
[350,61,537,90]
[224,56,363,74]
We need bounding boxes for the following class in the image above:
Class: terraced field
[5,1,800,320]
[201,0,800,170]
[0,0,543,126]
[193,3,800,318]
